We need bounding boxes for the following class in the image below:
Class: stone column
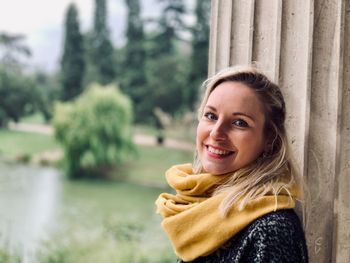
[208,1,350,262]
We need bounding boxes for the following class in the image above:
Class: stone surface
[208,0,350,262]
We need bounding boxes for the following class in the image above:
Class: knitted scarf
[155,163,298,262]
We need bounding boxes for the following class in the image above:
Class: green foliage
[0,31,59,124]
[0,32,31,68]
[187,0,211,109]
[61,3,85,101]
[0,33,40,126]
[120,0,189,122]
[152,0,186,56]
[120,0,147,122]
[88,0,116,85]
[53,83,134,178]
[0,67,39,126]
[33,71,62,122]
[145,54,188,116]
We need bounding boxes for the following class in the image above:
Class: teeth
[207,146,231,155]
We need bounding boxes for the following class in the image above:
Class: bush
[53,83,135,179]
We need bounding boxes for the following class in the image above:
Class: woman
[156,65,308,262]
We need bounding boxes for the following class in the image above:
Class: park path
[8,122,194,163]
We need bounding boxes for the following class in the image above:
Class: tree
[151,0,186,57]
[90,0,116,85]
[0,32,31,68]
[34,71,61,121]
[60,3,85,101]
[53,83,134,179]
[121,0,147,122]
[0,33,39,127]
[0,66,39,126]
[146,55,187,116]
[137,0,188,121]
[187,0,210,109]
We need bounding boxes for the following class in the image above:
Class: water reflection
[0,161,61,262]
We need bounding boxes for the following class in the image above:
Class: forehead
[207,81,264,113]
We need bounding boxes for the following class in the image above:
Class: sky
[0,0,179,73]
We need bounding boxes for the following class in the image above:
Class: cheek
[235,131,265,154]
[196,122,207,149]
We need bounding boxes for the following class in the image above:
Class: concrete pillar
[208,1,350,262]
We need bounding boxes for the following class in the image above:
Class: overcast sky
[0,0,191,73]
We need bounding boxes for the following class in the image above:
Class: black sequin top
[179,209,308,263]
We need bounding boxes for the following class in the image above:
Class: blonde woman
[156,65,308,262]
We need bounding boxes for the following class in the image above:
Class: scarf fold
[155,163,298,262]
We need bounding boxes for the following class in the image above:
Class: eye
[232,119,249,127]
[204,112,217,121]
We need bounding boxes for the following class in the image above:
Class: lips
[205,145,235,158]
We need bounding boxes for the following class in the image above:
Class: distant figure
[154,107,170,145]
[156,65,308,262]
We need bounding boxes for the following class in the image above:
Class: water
[0,161,61,262]
[0,160,174,262]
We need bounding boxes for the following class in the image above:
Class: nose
[210,121,227,141]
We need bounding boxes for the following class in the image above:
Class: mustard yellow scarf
[155,163,297,262]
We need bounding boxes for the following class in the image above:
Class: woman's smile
[205,144,235,159]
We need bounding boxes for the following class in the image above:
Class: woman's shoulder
[231,209,308,262]
[190,209,308,263]
[248,208,305,237]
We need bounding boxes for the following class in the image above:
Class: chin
[203,164,234,175]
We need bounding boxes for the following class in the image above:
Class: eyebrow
[233,112,255,121]
[205,105,256,121]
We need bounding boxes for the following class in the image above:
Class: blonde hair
[193,65,302,216]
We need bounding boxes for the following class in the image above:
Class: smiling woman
[155,65,308,263]
[196,81,266,175]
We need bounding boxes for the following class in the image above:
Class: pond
[0,161,60,262]
[0,161,174,263]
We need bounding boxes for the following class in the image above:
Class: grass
[133,123,196,143]
[133,124,159,137]
[118,145,193,185]
[0,129,60,159]
[20,112,46,124]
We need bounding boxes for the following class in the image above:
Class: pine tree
[152,0,186,57]
[90,0,116,85]
[60,3,85,101]
[122,0,147,121]
[187,0,210,109]
[144,0,187,117]
[122,0,146,101]
[0,32,31,69]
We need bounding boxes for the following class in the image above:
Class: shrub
[53,83,135,179]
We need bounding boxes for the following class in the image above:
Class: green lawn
[20,112,47,124]
[118,145,193,185]
[0,129,60,158]
[134,124,196,143]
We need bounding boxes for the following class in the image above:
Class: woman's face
[196,81,267,175]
